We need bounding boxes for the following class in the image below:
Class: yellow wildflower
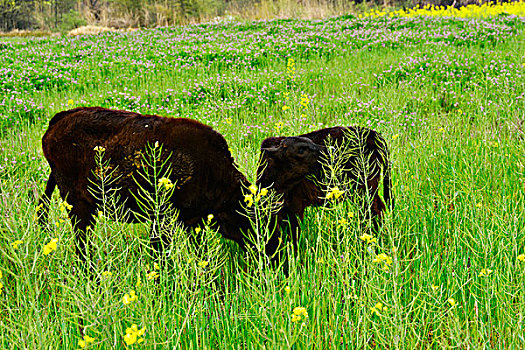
[249,185,258,194]
[359,233,377,244]
[518,254,525,262]
[260,188,268,197]
[225,117,232,125]
[207,214,214,223]
[438,127,445,132]
[326,187,344,200]
[122,290,138,305]
[244,194,254,207]
[93,146,105,152]
[154,263,160,270]
[136,278,142,288]
[59,201,73,212]
[198,261,209,268]
[282,105,290,111]
[338,218,348,228]
[195,227,201,234]
[447,298,456,307]
[67,99,74,106]
[274,121,284,131]
[478,268,493,277]
[124,324,145,346]
[476,202,482,208]
[285,286,291,294]
[36,203,43,212]
[370,302,383,316]
[300,94,310,110]
[158,177,174,190]
[431,284,439,291]
[43,238,58,255]
[78,335,95,348]
[11,240,23,249]
[372,253,393,270]
[291,306,308,322]
[392,134,399,140]
[146,271,159,280]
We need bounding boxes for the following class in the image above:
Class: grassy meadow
[1,7,525,349]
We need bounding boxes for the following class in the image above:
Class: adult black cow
[38,107,322,262]
[258,126,393,250]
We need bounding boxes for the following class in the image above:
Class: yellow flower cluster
[518,254,525,262]
[11,240,23,249]
[300,93,309,110]
[124,324,145,346]
[447,298,457,307]
[287,58,295,80]
[93,145,105,152]
[359,233,377,244]
[78,335,95,349]
[123,290,138,305]
[224,117,232,125]
[146,271,159,280]
[370,302,387,316]
[326,187,344,200]
[59,200,73,212]
[43,238,58,255]
[291,306,308,323]
[373,253,393,270]
[337,218,348,228]
[478,268,493,277]
[244,185,268,207]
[158,177,174,190]
[361,1,525,19]
[274,121,284,131]
[198,260,209,268]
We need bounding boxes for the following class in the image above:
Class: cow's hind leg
[69,199,96,266]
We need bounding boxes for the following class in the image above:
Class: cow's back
[42,107,246,222]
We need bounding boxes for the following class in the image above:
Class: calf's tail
[37,170,56,229]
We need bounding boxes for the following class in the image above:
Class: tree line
[0,0,474,32]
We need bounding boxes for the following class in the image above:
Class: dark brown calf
[38,107,322,262]
[258,126,393,249]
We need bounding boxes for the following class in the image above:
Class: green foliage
[58,10,87,33]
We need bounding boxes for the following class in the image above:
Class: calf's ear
[261,147,283,160]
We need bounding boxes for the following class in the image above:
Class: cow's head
[258,136,323,191]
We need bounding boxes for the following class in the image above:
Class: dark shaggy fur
[39,107,253,260]
[38,107,323,262]
[257,126,393,249]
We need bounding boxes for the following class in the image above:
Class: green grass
[0,14,524,348]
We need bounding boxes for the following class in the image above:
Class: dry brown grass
[0,29,53,37]
[226,0,356,21]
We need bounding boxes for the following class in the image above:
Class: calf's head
[258,136,322,191]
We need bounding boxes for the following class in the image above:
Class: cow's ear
[261,147,282,159]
